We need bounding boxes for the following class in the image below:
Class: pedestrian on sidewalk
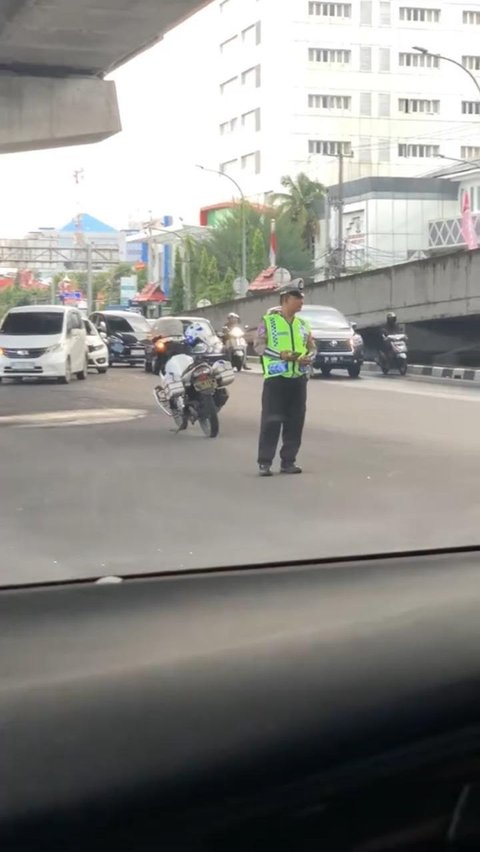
[254,281,315,477]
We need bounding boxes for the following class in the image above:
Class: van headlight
[46,343,62,353]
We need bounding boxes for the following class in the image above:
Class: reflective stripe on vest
[262,313,310,379]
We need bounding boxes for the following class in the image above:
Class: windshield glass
[301,309,351,330]
[0,311,64,335]
[106,315,150,334]
[2,2,479,592]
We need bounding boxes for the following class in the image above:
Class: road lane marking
[0,408,148,428]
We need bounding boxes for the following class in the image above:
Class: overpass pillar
[0,75,121,153]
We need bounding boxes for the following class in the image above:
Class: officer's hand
[298,356,312,366]
[280,350,294,361]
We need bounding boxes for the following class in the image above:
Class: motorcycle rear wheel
[198,396,219,438]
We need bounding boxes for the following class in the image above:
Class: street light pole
[196,164,247,283]
[412,46,480,97]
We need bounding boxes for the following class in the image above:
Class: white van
[0,305,88,383]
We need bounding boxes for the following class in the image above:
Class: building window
[242,21,261,46]
[308,2,351,16]
[220,117,238,135]
[220,159,238,174]
[398,143,440,157]
[380,2,391,25]
[360,1,372,25]
[399,98,440,113]
[360,46,372,71]
[220,76,238,95]
[399,6,440,22]
[359,138,372,163]
[308,94,351,110]
[463,10,480,24]
[360,92,372,115]
[378,92,391,116]
[308,48,351,63]
[220,35,238,54]
[461,146,480,159]
[379,47,391,71]
[378,139,391,162]
[462,100,480,114]
[241,151,261,174]
[308,139,352,155]
[241,65,261,87]
[399,51,439,67]
[462,55,480,71]
[241,108,261,131]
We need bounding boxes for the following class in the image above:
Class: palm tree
[272,172,325,254]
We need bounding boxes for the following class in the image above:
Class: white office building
[214,0,480,196]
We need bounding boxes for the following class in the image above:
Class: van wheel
[58,359,71,384]
[76,357,88,380]
[348,364,361,379]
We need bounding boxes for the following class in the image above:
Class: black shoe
[258,464,273,477]
[280,463,302,474]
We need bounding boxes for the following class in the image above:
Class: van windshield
[301,309,351,330]
[0,312,64,335]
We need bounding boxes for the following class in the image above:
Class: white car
[83,318,109,374]
[0,305,88,383]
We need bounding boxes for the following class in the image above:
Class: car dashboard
[2,548,480,850]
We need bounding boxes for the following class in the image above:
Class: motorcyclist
[222,312,251,370]
[222,312,242,339]
[380,312,402,356]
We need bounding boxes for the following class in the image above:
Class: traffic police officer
[254,281,315,477]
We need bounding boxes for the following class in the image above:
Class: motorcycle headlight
[230,328,243,339]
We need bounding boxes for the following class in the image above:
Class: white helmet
[185,322,209,346]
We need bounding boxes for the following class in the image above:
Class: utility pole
[326,150,354,276]
[86,243,93,313]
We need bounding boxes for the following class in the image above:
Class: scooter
[378,333,408,376]
[225,326,247,371]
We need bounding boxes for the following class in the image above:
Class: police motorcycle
[153,322,235,438]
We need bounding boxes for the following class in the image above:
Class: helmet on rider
[185,322,209,347]
[226,312,240,326]
[386,312,397,327]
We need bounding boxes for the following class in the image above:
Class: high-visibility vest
[261,313,311,379]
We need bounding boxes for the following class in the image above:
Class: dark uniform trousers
[257,375,307,466]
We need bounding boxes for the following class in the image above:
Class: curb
[246,357,480,383]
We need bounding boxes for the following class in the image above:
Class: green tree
[272,172,325,253]
[170,249,185,314]
[206,255,222,303]
[196,246,212,303]
[220,266,235,302]
[248,228,267,281]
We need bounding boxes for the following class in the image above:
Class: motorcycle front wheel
[398,361,408,376]
[198,395,219,438]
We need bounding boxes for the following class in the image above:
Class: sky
[0,3,224,237]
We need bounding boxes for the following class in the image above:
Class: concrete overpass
[197,249,480,365]
[0,0,208,153]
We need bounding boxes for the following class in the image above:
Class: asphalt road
[2,366,480,585]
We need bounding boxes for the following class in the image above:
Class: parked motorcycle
[378,333,408,376]
[153,353,235,438]
[224,326,247,371]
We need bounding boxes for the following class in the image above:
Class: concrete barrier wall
[194,248,480,332]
